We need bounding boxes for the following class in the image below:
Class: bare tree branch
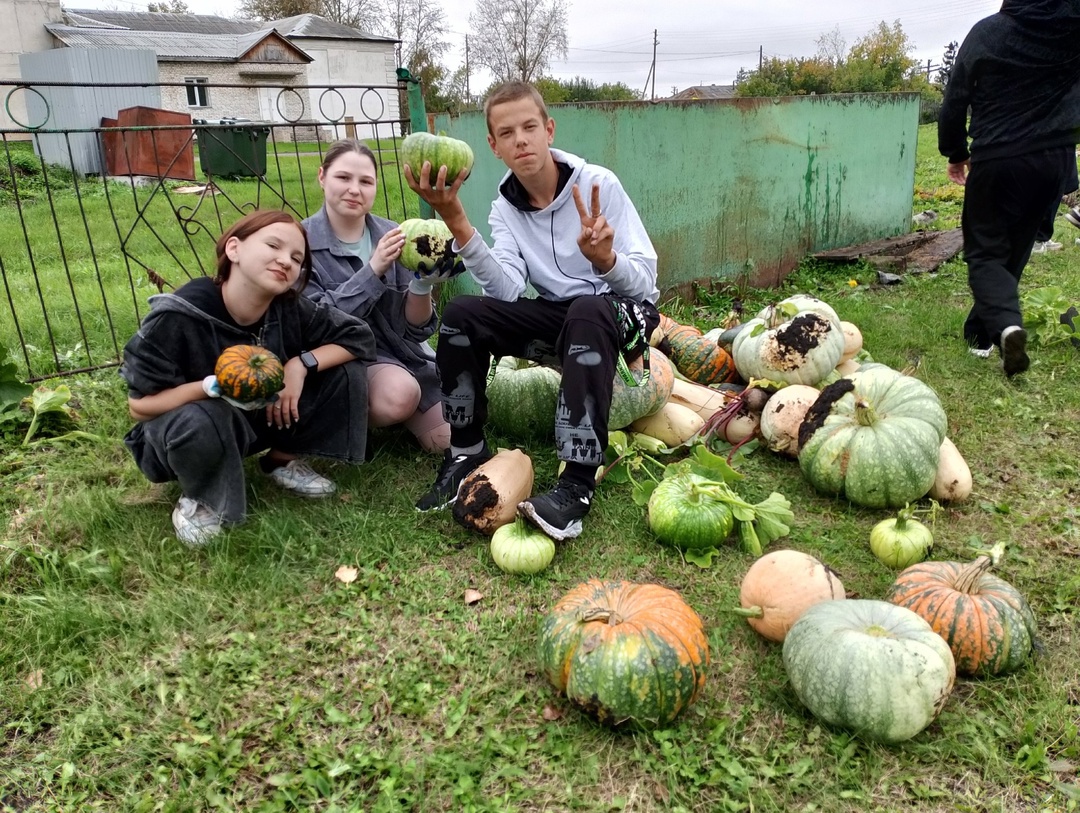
[468,0,569,84]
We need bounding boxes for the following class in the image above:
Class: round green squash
[538,580,709,729]
[490,518,555,575]
[398,218,455,275]
[647,468,735,551]
[486,357,562,441]
[401,131,475,184]
[797,365,947,508]
[782,599,956,744]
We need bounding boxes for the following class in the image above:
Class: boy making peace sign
[405,80,660,541]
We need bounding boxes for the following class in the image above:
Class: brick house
[43,8,401,139]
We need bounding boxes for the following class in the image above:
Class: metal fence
[0,78,419,381]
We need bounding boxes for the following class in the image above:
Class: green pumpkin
[538,580,709,729]
[399,218,454,275]
[647,468,735,551]
[486,357,562,441]
[782,599,955,744]
[490,518,555,575]
[797,366,947,508]
[401,131,475,184]
[732,294,845,386]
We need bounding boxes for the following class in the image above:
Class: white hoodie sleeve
[453,202,529,301]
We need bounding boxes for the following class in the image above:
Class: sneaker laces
[544,481,592,510]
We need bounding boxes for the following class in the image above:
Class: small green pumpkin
[214,344,285,401]
[399,218,455,275]
[797,366,947,508]
[401,131,475,184]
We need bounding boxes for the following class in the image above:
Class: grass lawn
[0,126,1078,812]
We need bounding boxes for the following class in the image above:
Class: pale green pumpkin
[733,294,845,386]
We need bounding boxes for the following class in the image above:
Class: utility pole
[759,45,763,70]
[651,29,658,101]
[926,58,931,80]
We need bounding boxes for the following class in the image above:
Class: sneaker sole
[517,501,583,541]
[1001,329,1030,377]
[1065,211,1080,229]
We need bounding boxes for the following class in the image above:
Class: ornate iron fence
[0,78,424,381]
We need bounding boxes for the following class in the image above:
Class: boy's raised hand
[573,183,616,274]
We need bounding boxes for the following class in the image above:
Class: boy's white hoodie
[454,148,659,304]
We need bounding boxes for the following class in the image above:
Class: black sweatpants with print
[962,145,1075,349]
[436,294,659,482]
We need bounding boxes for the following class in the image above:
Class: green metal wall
[434,93,919,295]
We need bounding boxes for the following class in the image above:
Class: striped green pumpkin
[400,131,474,184]
[798,365,947,508]
[214,344,285,401]
[538,580,709,729]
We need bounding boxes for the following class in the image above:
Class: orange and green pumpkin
[609,348,675,429]
[885,545,1036,676]
[401,131,475,185]
[662,319,738,386]
[214,345,285,401]
[538,579,709,729]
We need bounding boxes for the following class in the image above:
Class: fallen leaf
[24,670,43,690]
[334,566,359,584]
[1049,759,1076,774]
[464,589,483,605]
[337,492,353,503]
[541,704,562,721]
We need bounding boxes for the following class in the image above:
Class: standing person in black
[938,0,1080,376]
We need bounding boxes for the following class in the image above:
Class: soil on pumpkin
[452,474,501,531]
[798,378,855,450]
[761,313,835,372]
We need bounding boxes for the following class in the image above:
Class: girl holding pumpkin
[121,210,376,546]
[302,139,451,453]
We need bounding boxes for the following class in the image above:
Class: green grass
[1,125,1079,812]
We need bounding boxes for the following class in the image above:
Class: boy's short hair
[484,81,549,134]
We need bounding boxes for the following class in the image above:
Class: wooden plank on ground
[905,228,964,273]
[813,231,927,261]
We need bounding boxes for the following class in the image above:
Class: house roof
[45,24,313,63]
[62,8,395,42]
[672,84,737,100]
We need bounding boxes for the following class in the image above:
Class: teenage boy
[403,81,660,541]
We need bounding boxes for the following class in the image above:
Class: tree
[147,0,190,10]
[937,41,958,87]
[237,0,380,30]
[468,0,569,84]
[382,0,449,74]
[833,20,916,93]
[534,76,640,104]
[815,25,846,68]
[735,57,833,97]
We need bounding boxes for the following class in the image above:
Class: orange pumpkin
[537,580,709,729]
[886,544,1036,676]
[738,549,846,642]
[662,318,738,386]
[214,344,285,401]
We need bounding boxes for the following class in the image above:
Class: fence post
[396,67,433,220]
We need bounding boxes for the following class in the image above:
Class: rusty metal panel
[434,93,919,294]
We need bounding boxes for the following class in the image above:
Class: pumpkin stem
[580,608,623,626]
[728,606,764,619]
[853,398,878,427]
[894,503,914,529]
[954,542,1005,593]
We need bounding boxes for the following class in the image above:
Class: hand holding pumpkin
[403,160,469,217]
[572,183,615,273]
[266,358,308,428]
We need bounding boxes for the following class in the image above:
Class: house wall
[1,0,64,136]
[297,37,400,141]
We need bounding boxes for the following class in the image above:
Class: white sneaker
[968,346,993,359]
[1032,240,1063,253]
[172,496,222,547]
[266,459,336,497]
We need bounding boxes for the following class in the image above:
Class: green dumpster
[194,118,271,178]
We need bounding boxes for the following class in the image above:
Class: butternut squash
[667,377,732,421]
[630,402,705,447]
[452,449,534,535]
[928,437,973,503]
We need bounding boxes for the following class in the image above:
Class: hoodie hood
[1000,0,1080,26]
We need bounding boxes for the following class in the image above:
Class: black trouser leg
[961,146,1074,347]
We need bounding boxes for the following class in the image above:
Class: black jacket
[938,0,1080,164]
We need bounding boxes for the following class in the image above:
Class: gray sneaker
[172,496,222,547]
[267,459,336,497]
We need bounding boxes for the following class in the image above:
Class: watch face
[301,351,318,370]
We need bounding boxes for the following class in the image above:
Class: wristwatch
[299,351,319,372]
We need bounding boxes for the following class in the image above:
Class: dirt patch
[762,313,835,372]
[798,378,854,449]
[452,474,501,533]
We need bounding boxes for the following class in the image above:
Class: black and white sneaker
[415,446,491,512]
[1064,205,1080,230]
[1000,326,1030,378]
[518,480,593,541]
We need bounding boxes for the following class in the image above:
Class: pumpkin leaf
[750,492,795,546]
[631,479,657,506]
[687,444,743,484]
[683,547,721,568]
[23,385,76,445]
[0,358,32,423]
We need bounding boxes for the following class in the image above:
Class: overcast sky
[74,0,1001,96]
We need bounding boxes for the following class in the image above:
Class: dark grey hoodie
[938,0,1080,163]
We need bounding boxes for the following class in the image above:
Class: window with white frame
[185,78,210,108]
